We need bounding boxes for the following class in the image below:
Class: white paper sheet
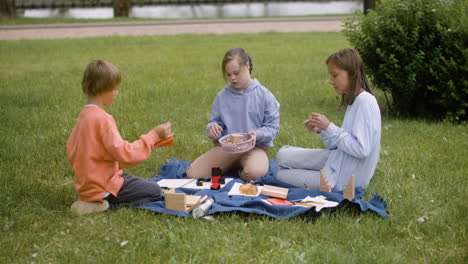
[157,179,196,188]
[228,182,263,197]
[294,195,339,212]
[157,178,233,189]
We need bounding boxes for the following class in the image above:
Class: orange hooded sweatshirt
[67,105,159,202]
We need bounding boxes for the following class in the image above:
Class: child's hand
[309,113,331,131]
[248,130,257,145]
[209,123,223,139]
[153,122,173,139]
[303,119,321,133]
[247,130,257,139]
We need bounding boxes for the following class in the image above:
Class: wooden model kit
[261,185,289,199]
[165,188,208,212]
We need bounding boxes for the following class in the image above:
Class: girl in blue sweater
[187,48,280,181]
[275,48,381,191]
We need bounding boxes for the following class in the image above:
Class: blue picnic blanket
[137,158,388,219]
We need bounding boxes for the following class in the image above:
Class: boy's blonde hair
[326,48,373,106]
[82,60,121,96]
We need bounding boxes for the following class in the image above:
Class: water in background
[24,1,361,19]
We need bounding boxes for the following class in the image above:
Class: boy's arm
[101,116,159,168]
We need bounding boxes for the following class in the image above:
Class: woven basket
[219,133,255,154]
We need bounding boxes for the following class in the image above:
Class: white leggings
[275,146,331,189]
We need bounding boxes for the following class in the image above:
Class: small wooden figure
[343,175,355,200]
[165,188,207,213]
[320,170,332,192]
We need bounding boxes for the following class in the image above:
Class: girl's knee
[186,166,195,178]
[186,165,204,179]
[241,166,268,181]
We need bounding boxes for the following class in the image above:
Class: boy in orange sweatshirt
[67,59,173,215]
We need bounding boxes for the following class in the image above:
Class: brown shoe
[70,199,109,215]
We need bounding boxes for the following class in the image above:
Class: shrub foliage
[344,0,468,121]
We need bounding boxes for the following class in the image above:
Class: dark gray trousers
[104,173,161,209]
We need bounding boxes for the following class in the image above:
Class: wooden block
[343,175,355,200]
[261,185,288,199]
[165,189,207,213]
[165,188,187,212]
[320,170,331,192]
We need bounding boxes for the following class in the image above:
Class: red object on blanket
[154,136,174,148]
[266,198,293,206]
[210,166,222,190]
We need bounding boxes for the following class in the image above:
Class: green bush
[344,0,468,121]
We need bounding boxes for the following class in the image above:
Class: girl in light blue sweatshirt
[275,48,381,192]
[187,48,280,181]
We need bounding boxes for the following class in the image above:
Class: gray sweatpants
[275,146,331,190]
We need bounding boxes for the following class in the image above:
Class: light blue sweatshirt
[206,79,280,147]
[320,91,381,191]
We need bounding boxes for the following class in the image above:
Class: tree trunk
[0,0,16,18]
[363,0,377,15]
[113,0,132,17]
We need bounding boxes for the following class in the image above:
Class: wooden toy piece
[320,170,332,192]
[343,175,355,200]
[154,136,174,148]
[189,195,208,212]
[165,189,186,211]
[261,185,289,199]
[165,188,208,213]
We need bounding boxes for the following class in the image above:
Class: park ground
[0,16,466,263]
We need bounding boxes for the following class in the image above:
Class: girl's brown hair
[221,48,253,81]
[82,60,121,96]
[326,48,373,106]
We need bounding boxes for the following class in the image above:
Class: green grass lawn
[0,32,466,263]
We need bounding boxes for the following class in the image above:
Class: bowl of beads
[219,133,255,154]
